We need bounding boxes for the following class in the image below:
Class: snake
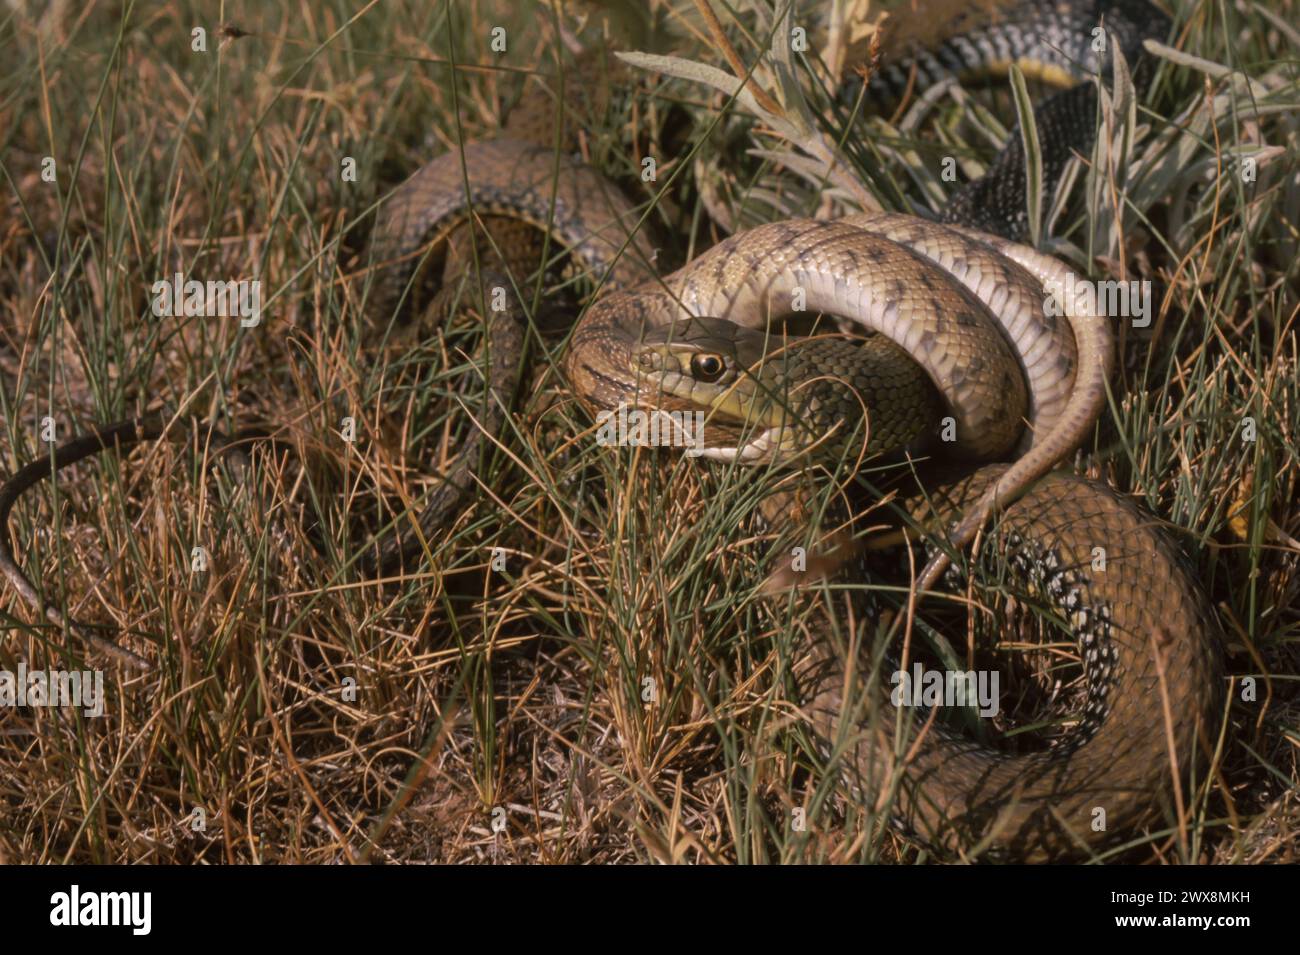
[0,1,1224,859]
[603,215,1222,858]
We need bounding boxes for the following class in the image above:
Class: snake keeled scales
[0,1,1224,859]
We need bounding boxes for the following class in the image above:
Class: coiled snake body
[0,1,1223,859]
[567,214,1220,859]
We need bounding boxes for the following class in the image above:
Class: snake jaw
[633,363,847,465]
[631,329,904,465]
[630,335,793,459]
[692,427,791,463]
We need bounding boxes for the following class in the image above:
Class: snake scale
[0,1,1224,860]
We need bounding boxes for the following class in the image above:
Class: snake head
[635,316,760,381]
[632,317,837,462]
[633,318,776,431]
[631,317,939,464]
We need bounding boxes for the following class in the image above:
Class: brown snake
[361,38,1223,852]
[561,213,1222,859]
[0,7,1224,860]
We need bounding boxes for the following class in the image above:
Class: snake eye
[690,353,726,382]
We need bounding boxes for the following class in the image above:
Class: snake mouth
[624,365,788,462]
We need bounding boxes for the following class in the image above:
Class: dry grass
[0,0,1297,863]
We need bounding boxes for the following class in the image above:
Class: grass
[0,0,1296,863]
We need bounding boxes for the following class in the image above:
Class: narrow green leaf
[1008,64,1043,248]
